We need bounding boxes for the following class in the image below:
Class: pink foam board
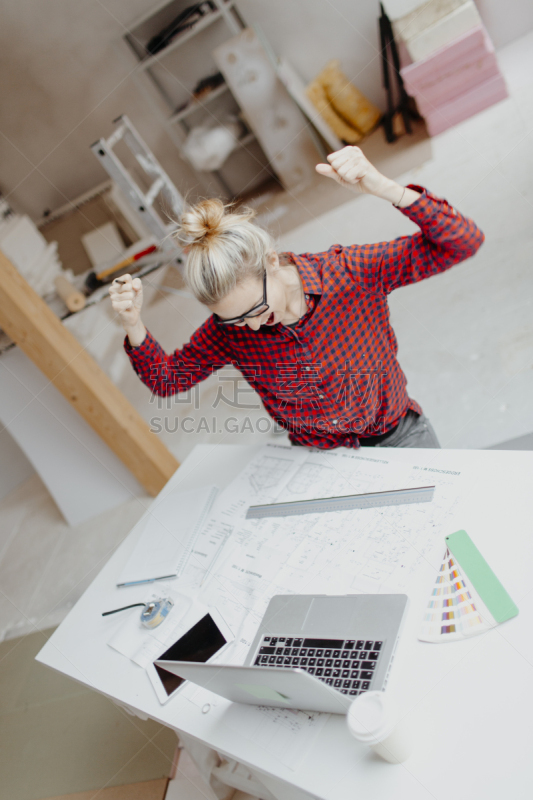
[413,53,500,113]
[423,72,509,135]
[401,25,492,88]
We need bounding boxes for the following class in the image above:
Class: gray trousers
[359,409,441,449]
[292,410,441,449]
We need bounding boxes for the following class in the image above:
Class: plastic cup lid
[347,691,396,743]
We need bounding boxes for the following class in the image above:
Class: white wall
[236,0,386,107]
[0,428,35,502]
[236,0,533,100]
[0,0,201,221]
[384,0,533,49]
[474,0,533,49]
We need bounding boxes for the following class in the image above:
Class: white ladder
[91,115,183,259]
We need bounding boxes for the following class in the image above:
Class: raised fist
[108,274,143,329]
[316,146,388,196]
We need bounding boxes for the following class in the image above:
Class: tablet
[147,607,233,704]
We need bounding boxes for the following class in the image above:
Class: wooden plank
[0,251,179,496]
[275,58,343,153]
[213,28,322,191]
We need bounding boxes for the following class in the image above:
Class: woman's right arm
[108,274,147,346]
[109,274,230,396]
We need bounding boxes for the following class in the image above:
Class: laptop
[156,593,408,714]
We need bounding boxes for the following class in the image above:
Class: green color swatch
[446,530,519,624]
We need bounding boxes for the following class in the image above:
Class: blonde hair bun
[174,198,274,305]
[178,199,226,246]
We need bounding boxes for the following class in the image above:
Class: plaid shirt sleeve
[339,184,485,295]
[123,318,230,396]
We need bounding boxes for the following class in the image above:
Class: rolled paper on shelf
[54,275,86,312]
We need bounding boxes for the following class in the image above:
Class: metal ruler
[246,486,435,520]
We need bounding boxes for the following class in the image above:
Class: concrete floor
[0,628,177,800]
[1,30,532,650]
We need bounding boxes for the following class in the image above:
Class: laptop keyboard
[253,636,383,696]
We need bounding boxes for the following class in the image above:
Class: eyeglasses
[214,271,269,326]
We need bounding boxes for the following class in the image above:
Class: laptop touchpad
[302,597,352,633]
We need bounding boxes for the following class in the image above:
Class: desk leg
[176,732,271,800]
[112,707,317,800]
[175,733,233,800]
[176,732,317,800]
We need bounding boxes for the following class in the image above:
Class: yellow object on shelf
[306,60,382,143]
[305,81,362,144]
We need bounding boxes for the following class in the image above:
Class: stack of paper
[118,485,218,585]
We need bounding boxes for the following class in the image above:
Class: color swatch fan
[419,549,488,642]
[419,530,518,643]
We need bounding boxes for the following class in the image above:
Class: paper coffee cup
[347,691,412,764]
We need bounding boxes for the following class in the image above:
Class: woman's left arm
[316,147,485,293]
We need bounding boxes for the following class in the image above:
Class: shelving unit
[123,0,277,200]
[169,81,230,124]
[136,3,238,70]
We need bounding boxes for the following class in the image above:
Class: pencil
[117,573,177,588]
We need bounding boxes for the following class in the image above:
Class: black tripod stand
[379,3,421,143]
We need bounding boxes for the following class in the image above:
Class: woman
[110,147,484,449]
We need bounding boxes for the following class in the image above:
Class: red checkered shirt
[125,185,484,448]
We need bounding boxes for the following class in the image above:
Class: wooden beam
[0,251,179,496]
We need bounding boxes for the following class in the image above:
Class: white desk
[37,444,533,800]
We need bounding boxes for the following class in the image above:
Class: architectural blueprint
[163,444,468,764]
[197,444,468,658]
[224,701,329,770]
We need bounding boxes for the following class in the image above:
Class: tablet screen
[154,613,228,697]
